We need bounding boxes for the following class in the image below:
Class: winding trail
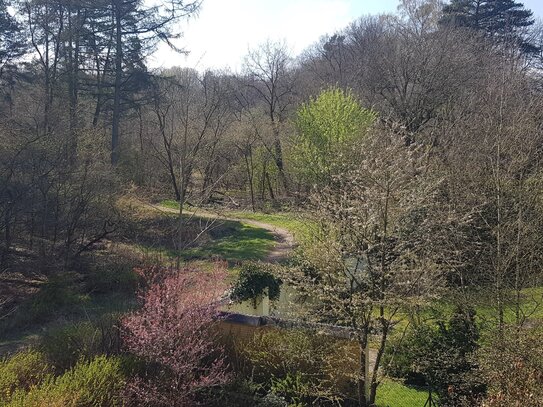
[148,203,296,263]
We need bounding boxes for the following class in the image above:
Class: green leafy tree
[231,262,281,304]
[386,307,485,406]
[292,87,376,186]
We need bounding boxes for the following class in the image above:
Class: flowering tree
[283,128,467,406]
[122,263,230,406]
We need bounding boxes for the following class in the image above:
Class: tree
[292,87,376,186]
[108,0,201,165]
[282,128,462,406]
[243,41,297,195]
[122,264,231,406]
[440,0,537,52]
[396,307,485,406]
[0,0,26,81]
[437,55,543,331]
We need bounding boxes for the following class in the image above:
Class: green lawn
[181,221,276,263]
[159,200,315,241]
[376,380,429,407]
[160,199,182,210]
[226,210,315,242]
[137,217,276,264]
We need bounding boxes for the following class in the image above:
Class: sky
[150,0,543,72]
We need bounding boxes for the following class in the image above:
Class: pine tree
[440,0,537,53]
[0,0,26,77]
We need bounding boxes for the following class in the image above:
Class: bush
[270,372,312,406]
[0,350,51,404]
[243,329,331,379]
[480,326,543,406]
[85,263,139,294]
[231,262,281,304]
[6,274,88,330]
[241,328,351,402]
[384,307,485,406]
[121,264,231,406]
[40,315,121,371]
[7,355,125,407]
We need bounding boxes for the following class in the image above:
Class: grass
[225,210,315,242]
[161,199,181,210]
[376,380,429,407]
[182,221,275,262]
[136,218,276,264]
[159,200,313,240]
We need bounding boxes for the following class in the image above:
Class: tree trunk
[358,334,370,407]
[111,1,123,166]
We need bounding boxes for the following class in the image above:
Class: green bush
[270,372,311,407]
[85,258,139,294]
[0,350,52,404]
[7,355,125,407]
[231,262,281,304]
[40,316,121,371]
[384,307,484,406]
[6,274,89,330]
[243,329,327,379]
[241,328,350,402]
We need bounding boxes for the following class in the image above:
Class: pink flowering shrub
[122,263,231,406]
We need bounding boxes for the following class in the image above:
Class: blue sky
[151,0,543,71]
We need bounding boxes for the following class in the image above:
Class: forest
[1,0,543,406]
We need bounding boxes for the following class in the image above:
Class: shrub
[6,273,88,330]
[480,326,543,406]
[270,372,312,406]
[385,307,485,406]
[121,264,231,406]
[243,329,331,379]
[40,315,121,371]
[0,350,51,403]
[85,262,139,294]
[7,355,125,407]
[231,262,281,304]
[241,328,350,402]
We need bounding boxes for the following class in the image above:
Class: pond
[222,284,303,318]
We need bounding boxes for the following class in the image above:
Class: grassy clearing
[139,220,276,264]
[160,199,180,210]
[183,221,275,262]
[225,210,315,242]
[376,380,429,407]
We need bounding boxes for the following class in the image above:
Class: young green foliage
[292,87,376,186]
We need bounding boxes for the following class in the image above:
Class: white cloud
[149,0,359,72]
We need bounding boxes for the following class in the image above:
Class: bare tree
[243,41,297,195]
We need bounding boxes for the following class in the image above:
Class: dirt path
[148,203,296,263]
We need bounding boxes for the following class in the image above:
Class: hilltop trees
[440,0,537,52]
[243,41,296,195]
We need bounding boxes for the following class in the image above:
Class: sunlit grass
[376,380,429,407]
[135,218,276,264]
[226,210,315,242]
[181,221,276,263]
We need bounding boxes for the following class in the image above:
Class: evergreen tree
[440,0,537,53]
[0,0,26,77]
